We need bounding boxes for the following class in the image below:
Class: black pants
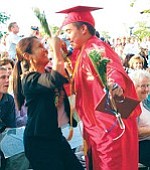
[139,140,150,167]
[24,135,84,170]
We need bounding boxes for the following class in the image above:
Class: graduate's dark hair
[73,21,96,36]
[13,36,37,110]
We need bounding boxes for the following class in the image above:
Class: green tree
[0,12,10,38]
[130,0,150,14]
[140,9,150,14]
[133,21,150,40]
[130,0,136,7]
[129,0,150,40]
[0,12,9,23]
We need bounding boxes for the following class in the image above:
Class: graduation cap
[56,6,103,27]
[95,94,140,119]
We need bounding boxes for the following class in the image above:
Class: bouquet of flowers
[88,47,125,131]
[88,47,110,89]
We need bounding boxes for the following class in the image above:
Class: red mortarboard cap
[56,6,103,27]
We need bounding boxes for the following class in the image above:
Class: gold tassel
[67,96,74,141]
[67,126,74,141]
[66,48,85,141]
[67,46,86,142]
[83,139,88,156]
[66,93,74,141]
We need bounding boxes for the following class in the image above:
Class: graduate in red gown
[55,6,141,170]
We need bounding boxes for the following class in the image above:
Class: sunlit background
[0,0,150,38]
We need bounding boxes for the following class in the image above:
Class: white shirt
[57,102,69,128]
[123,42,140,55]
[6,33,22,60]
[138,103,150,141]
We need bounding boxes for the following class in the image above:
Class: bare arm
[138,126,150,138]
[48,37,67,77]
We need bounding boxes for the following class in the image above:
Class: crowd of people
[0,5,150,170]
[111,36,150,71]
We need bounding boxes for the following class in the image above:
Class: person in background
[139,45,148,69]
[0,34,9,59]
[30,26,41,39]
[0,58,14,76]
[126,54,145,74]
[0,57,14,97]
[0,58,27,127]
[12,36,84,170]
[114,38,124,58]
[0,66,16,128]
[0,66,29,170]
[140,37,150,66]
[122,36,140,61]
[5,22,22,61]
[129,69,150,167]
[54,5,141,170]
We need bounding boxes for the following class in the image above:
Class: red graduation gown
[72,36,141,170]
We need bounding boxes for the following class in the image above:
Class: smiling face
[132,59,143,69]
[16,37,50,73]
[64,23,90,49]
[30,39,49,66]
[23,38,49,72]
[0,69,9,95]
[136,77,150,101]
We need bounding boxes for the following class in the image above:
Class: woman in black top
[13,36,83,170]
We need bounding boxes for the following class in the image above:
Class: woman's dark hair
[13,36,37,110]
[123,54,134,68]
[73,21,96,36]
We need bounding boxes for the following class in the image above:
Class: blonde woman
[128,55,144,72]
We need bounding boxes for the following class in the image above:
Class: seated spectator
[0,34,8,59]
[139,46,148,69]
[114,38,124,58]
[0,66,16,128]
[0,51,9,59]
[122,36,140,60]
[0,58,14,76]
[0,58,27,127]
[0,57,14,94]
[0,66,29,170]
[126,55,144,74]
[129,69,150,167]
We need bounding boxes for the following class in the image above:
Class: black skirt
[23,131,84,170]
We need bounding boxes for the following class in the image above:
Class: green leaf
[33,7,51,37]
[88,49,110,88]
